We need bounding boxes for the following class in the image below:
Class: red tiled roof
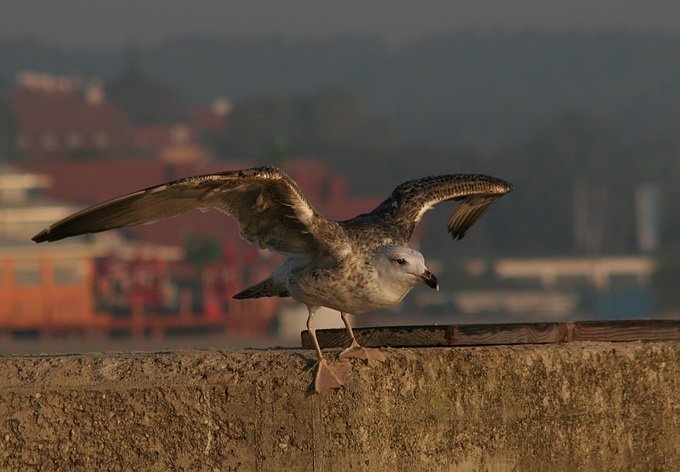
[284,161,381,220]
[11,87,135,159]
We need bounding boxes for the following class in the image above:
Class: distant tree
[261,135,293,166]
[496,109,638,255]
[653,247,680,313]
[183,232,223,270]
[306,87,402,155]
[352,114,401,152]
[224,95,303,158]
[0,79,18,162]
[650,132,680,247]
[220,86,401,160]
[305,87,365,151]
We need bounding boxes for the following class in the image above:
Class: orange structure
[0,241,281,339]
[0,165,281,339]
[0,244,101,335]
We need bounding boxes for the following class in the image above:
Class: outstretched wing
[32,166,349,260]
[370,174,513,241]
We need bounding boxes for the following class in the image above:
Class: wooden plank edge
[300,319,680,349]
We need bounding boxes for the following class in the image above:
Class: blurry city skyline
[1,0,679,51]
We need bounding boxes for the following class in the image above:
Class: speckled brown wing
[32,166,349,260]
[369,174,513,242]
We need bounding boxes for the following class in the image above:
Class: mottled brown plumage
[32,166,513,393]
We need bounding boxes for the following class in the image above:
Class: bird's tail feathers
[233,277,290,299]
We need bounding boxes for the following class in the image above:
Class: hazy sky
[1,0,679,50]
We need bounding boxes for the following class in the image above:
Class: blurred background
[1,1,679,354]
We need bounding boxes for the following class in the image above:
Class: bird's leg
[338,312,386,366]
[306,306,351,393]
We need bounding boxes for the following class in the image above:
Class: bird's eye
[395,258,406,265]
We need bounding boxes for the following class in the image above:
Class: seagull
[32,166,513,392]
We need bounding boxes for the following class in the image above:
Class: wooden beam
[571,319,680,342]
[300,319,680,349]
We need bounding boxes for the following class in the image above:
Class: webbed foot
[314,358,352,393]
[339,343,387,367]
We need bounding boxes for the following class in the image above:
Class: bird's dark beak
[420,270,439,291]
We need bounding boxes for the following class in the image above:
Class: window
[53,260,86,285]
[39,133,58,151]
[14,261,42,286]
[65,132,84,149]
[92,132,109,148]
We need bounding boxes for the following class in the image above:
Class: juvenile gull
[32,166,513,392]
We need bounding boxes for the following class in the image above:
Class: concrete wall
[1,341,677,471]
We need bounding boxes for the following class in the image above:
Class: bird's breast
[287,264,412,314]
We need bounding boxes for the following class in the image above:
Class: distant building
[11,73,135,160]
[0,164,106,332]
[105,45,189,125]
[0,164,281,338]
[10,69,227,163]
[449,256,657,320]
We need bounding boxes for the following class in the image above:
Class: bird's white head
[373,246,439,304]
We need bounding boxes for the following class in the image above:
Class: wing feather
[32,166,348,260]
[370,174,513,241]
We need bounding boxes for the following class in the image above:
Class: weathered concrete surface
[0,342,677,471]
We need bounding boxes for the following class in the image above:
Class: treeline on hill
[2,30,680,148]
[213,90,680,256]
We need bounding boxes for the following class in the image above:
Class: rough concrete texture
[0,341,677,471]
